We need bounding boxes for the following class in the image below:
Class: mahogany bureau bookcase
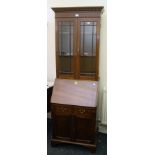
[50,7,103,152]
[51,79,98,152]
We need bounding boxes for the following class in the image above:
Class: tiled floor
[47,118,107,155]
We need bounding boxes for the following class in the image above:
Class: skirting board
[47,112,51,119]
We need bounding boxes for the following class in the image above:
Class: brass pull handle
[61,107,65,112]
[79,108,85,114]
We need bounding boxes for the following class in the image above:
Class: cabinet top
[51,79,98,107]
[52,7,104,18]
[52,6,104,12]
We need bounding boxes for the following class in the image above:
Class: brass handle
[61,107,65,112]
[79,108,85,114]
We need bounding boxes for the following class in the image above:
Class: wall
[47,0,107,133]
[98,0,107,132]
[47,7,56,82]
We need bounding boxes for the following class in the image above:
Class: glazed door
[56,18,77,79]
[56,18,100,80]
[78,18,100,80]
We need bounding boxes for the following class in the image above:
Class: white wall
[47,0,107,132]
[98,0,107,126]
[47,7,56,82]
[48,0,105,8]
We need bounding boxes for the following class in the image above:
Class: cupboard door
[78,18,100,80]
[52,105,72,140]
[56,19,77,79]
[73,107,96,143]
[74,117,96,143]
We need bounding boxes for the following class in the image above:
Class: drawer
[52,104,72,115]
[73,106,96,118]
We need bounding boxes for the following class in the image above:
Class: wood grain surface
[51,79,98,107]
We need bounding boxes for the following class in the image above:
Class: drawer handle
[61,107,65,112]
[79,109,85,114]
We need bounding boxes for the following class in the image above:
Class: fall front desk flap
[51,79,98,107]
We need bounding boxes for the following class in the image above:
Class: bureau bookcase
[51,7,103,152]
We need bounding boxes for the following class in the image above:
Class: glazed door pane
[58,21,74,74]
[80,21,97,77]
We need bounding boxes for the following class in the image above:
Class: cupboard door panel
[74,117,96,143]
[53,115,72,140]
[73,106,96,143]
[52,104,72,140]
